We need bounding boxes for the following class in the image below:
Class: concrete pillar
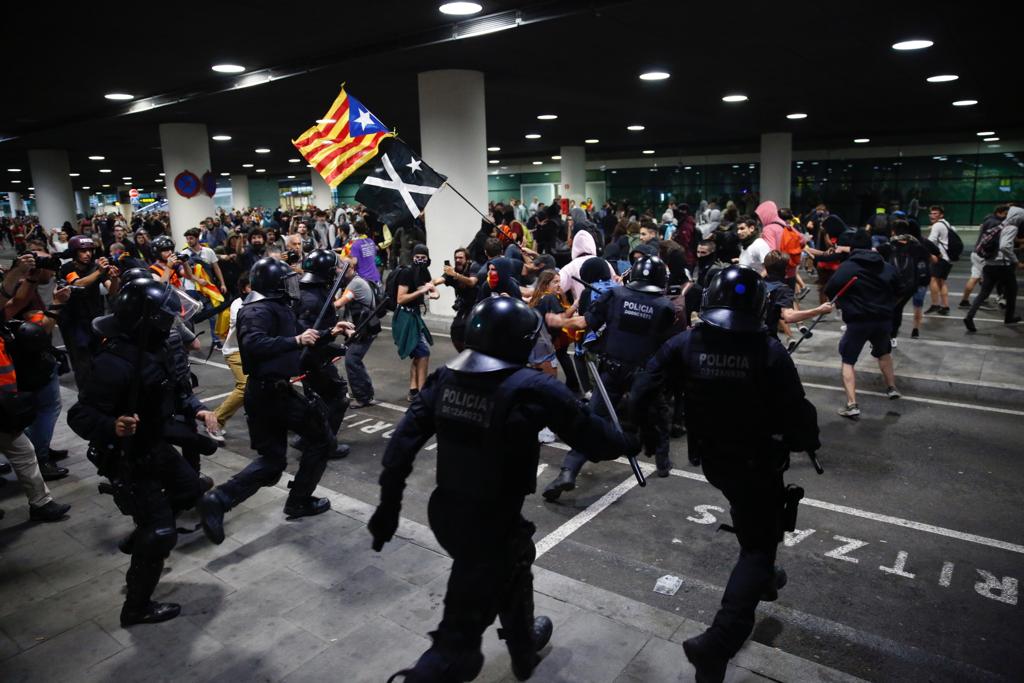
[74,190,91,216]
[310,170,333,210]
[27,149,76,229]
[116,186,133,222]
[418,69,487,318]
[759,132,793,207]
[559,145,586,205]
[7,191,24,216]
[159,123,217,244]
[231,174,251,210]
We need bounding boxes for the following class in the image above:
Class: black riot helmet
[447,296,543,373]
[626,255,669,294]
[699,265,767,333]
[249,257,300,302]
[13,321,50,354]
[121,267,155,282]
[150,235,175,255]
[299,249,339,285]
[92,278,188,340]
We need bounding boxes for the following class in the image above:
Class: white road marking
[825,536,868,563]
[939,562,955,587]
[800,382,1024,417]
[381,325,451,339]
[974,570,1018,605]
[203,390,234,402]
[190,356,230,370]
[879,551,916,579]
[535,474,639,558]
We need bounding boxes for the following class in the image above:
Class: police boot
[682,633,729,683]
[198,473,214,494]
[289,435,305,450]
[199,489,230,545]
[654,453,673,478]
[501,616,553,681]
[670,421,686,438]
[120,601,181,627]
[283,495,331,519]
[760,565,788,602]
[542,468,576,502]
[118,528,137,555]
[386,644,484,683]
[328,443,351,460]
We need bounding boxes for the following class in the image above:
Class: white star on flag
[353,108,374,130]
[407,157,423,173]
[363,153,441,218]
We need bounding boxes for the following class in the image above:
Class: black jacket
[237,297,302,379]
[824,250,900,322]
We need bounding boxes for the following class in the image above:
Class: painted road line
[800,382,1024,417]
[535,474,640,558]
[190,356,230,370]
[801,329,1017,354]
[382,325,451,339]
[201,390,234,402]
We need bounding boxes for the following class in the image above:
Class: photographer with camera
[57,234,121,386]
[441,248,479,352]
[3,245,73,480]
[182,228,229,346]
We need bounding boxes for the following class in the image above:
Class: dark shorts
[839,319,892,365]
[931,259,952,280]
[409,332,431,359]
[817,268,835,287]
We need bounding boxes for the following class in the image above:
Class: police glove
[622,431,642,457]
[368,503,400,552]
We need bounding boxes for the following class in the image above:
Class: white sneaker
[538,427,556,444]
[203,423,226,445]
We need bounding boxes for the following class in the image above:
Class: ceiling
[3,0,1019,195]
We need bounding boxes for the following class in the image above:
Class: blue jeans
[24,370,62,465]
[345,336,377,402]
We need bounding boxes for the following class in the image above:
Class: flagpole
[442,181,495,225]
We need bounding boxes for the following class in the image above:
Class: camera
[285,250,301,265]
[15,254,61,272]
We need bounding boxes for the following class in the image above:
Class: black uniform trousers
[303,363,349,435]
[967,264,1018,322]
[428,489,538,654]
[701,456,786,658]
[123,444,202,609]
[217,379,333,507]
[561,364,668,474]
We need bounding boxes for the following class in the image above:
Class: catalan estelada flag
[292,87,395,188]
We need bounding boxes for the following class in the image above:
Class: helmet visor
[284,272,301,301]
[170,289,203,324]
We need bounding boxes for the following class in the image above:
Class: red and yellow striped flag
[292,87,395,188]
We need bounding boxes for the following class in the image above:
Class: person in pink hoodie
[559,229,613,303]
[755,200,807,283]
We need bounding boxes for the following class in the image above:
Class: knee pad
[135,525,178,559]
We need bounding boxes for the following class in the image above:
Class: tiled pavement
[0,446,862,683]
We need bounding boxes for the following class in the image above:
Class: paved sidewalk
[0,443,862,683]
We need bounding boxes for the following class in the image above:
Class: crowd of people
[1,191,1021,682]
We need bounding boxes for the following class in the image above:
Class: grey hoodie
[988,206,1022,265]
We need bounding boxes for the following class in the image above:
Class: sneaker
[38,461,69,481]
[924,305,941,314]
[938,307,949,316]
[838,403,860,419]
[997,297,1007,309]
[203,422,226,446]
[120,601,181,627]
[537,427,556,444]
[351,398,379,409]
[886,386,902,400]
[48,448,69,461]
[407,389,419,403]
[911,328,920,339]
[958,300,971,309]
[786,339,798,353]
[682,635,728,683]
[29,500,71,522]
[964,317,977,333]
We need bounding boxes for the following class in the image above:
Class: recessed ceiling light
[242,163,254,168]
[722,94,748,103]
[786,113,808,120]
[104,93,133,101]
[220,172,230,176]
[11,180,21,184]
[82,186,90,189]
[289,158,301,163]
[551,155,561,160]
[487,146,500,152]
[639,71,670,81]
[926,74,958,83]
[983,137,1000,142]
[6,168,21,172]
[684,166,692,170]
[102,184,111,188]
[585,139,599,144]
[69,173,80,177]
[953,99,978,107]
[155,179,162,182]
[256,168,266,173]
[853,138,870,143]
[488,160,499,164]
[642,150,655,155]
[88,155,105,161]
[316,118,336,124]
[892,39,933,51]
[212,64,246,73]
[439,2,482,15]
[287,175,296,179]
[626,125,645,131]
[976,131,995,136]
[211,134,232,141]
[524,133,541,139]
[255,147,271,153]
[537,114,558,120]
[99,168,112,173]
[121,176,132,180]
[306,164,314,168]
[158,172,165,176]
[987,144,1001,148]
[532,161,543,165]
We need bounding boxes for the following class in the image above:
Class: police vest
[431,366,543,501]
[601,288,676,367]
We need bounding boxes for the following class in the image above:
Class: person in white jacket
[964,205,1022,331]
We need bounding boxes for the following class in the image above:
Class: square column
[27,149,76,230]
[759,133,793,207]
[230,174,251,210]
[559,146,586,204]
[159,123,217,245]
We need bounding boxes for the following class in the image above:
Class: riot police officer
[199,257,352,545]
[543,255,677,501]
[294,248,351,458]
[67,278,207,626]
[369,296,640,682]
[629,266,821,683]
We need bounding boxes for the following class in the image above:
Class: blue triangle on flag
[346,95,389,137]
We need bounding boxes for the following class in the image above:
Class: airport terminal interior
[1,2,1021,682]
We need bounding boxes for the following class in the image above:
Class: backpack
[888,240,930,292]
[974,222,1003,260]
[580,278,619,315]
[939,220,964,261]
[383,266,409,313]
[778,224,804,269]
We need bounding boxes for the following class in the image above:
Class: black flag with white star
[354,138,447,228]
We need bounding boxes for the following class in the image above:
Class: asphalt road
[173,298,1024,683]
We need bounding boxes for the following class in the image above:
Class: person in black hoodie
[824,229,903,419]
